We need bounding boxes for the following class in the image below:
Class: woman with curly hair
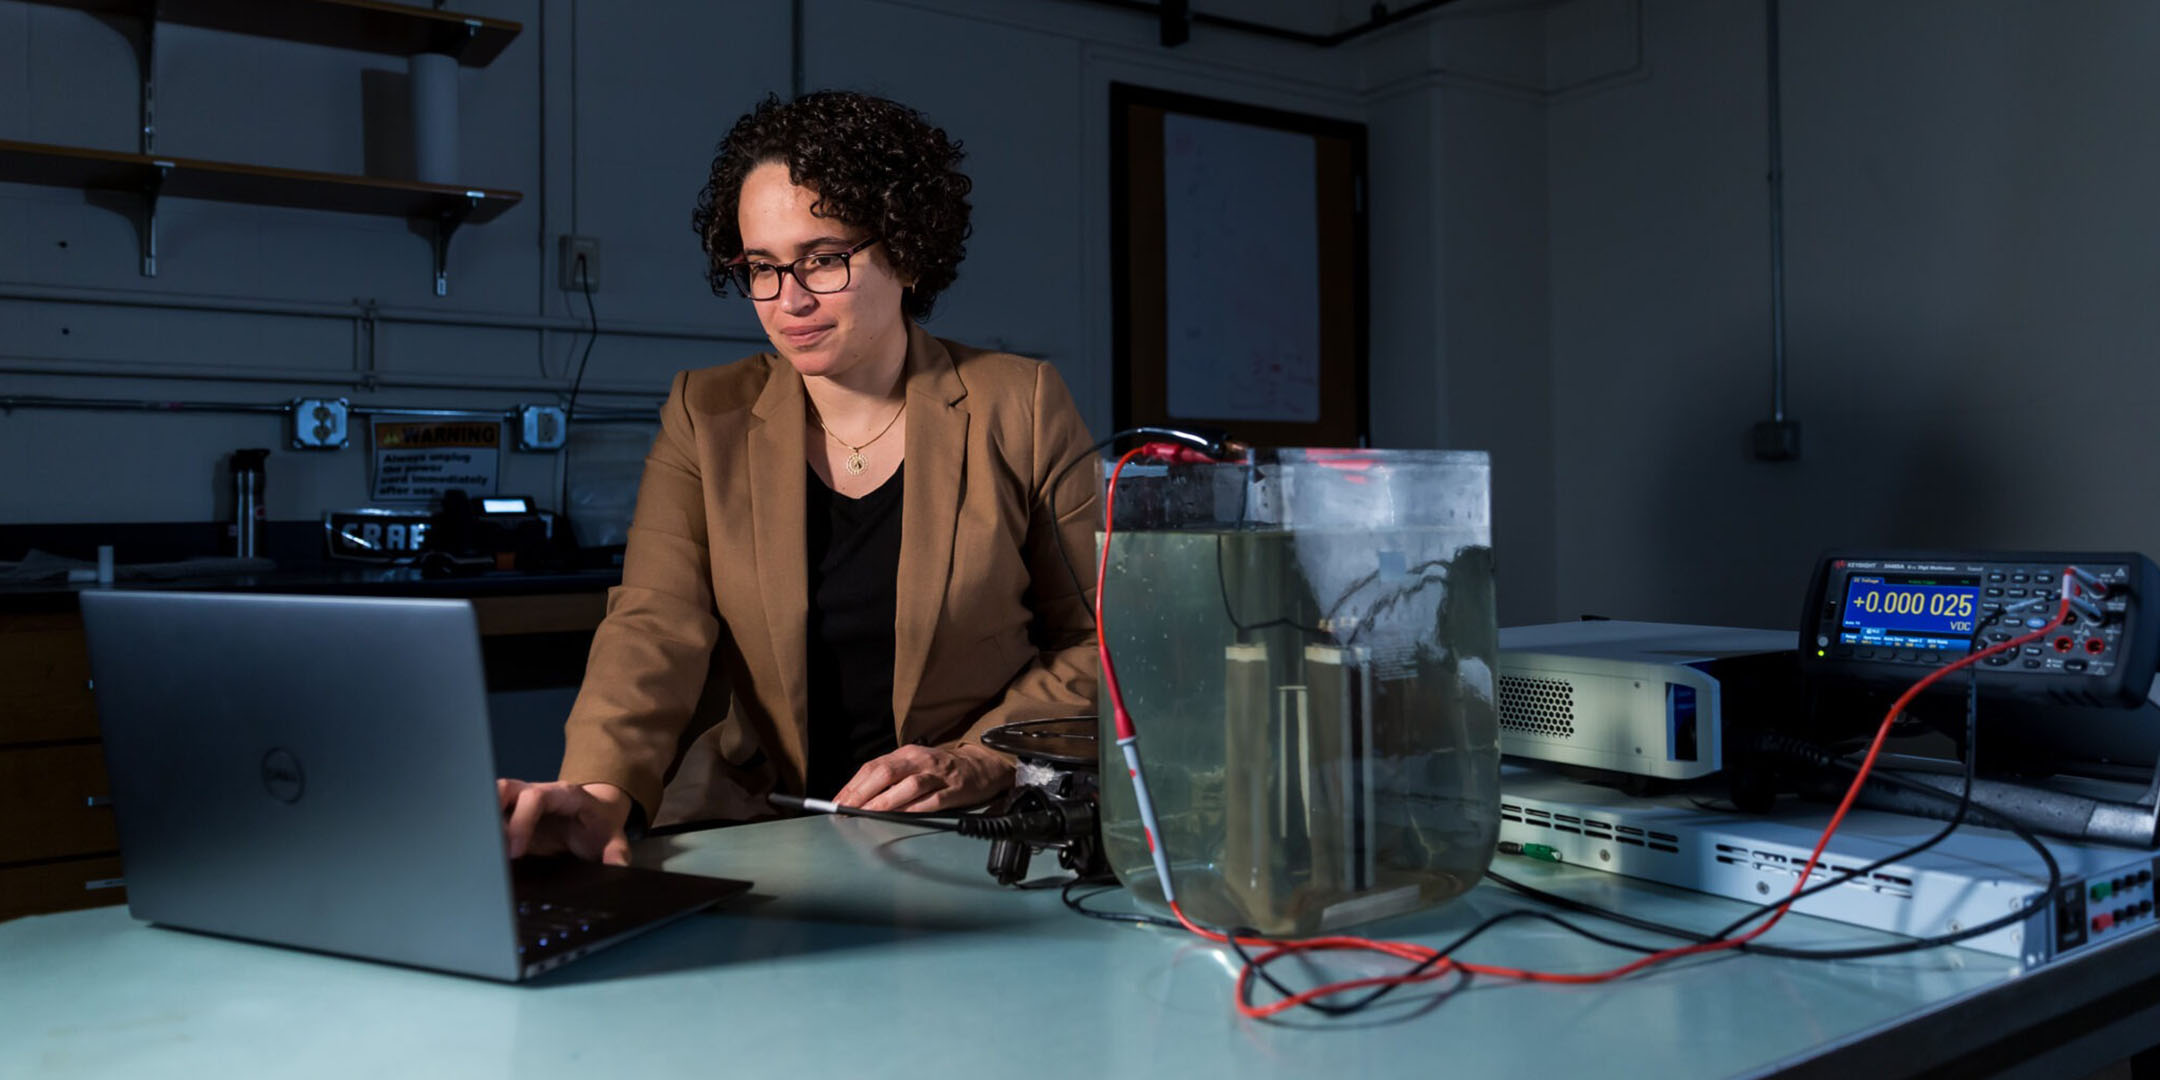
[501,91,1100,864]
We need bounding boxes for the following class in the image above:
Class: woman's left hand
[834,743,1013,812]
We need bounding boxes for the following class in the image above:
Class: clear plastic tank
[1097,448,1498,937]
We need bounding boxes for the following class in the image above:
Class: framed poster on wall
[1111,83,1368,448]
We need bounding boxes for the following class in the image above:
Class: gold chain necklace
[810,399,905,475]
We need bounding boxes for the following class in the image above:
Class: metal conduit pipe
[1749,0,1802,462]
[1074,0,1470,48]
[1766,0,1790,426]
[0,282,767,346]
[0,355,668,398]
[0,395,288,416]
[0,394,659,424]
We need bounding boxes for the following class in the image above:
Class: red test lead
[1095,452,2086,1019]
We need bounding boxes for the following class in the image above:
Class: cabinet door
[0,856,125,921]
[0,613,99,744]
[0,744,117,863]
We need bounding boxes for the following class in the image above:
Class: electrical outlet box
[1751,418,1802,462]
[290,398,349,449]
[518,404,568,451]
[559,235,601,292]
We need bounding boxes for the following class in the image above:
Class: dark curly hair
[691,91,972,321]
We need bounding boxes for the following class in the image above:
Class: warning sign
[371,416,501,502]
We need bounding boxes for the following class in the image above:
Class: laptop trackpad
[511,857,750,971]
[514,855,749,915]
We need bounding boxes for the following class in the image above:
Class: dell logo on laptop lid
[261,748,306,804]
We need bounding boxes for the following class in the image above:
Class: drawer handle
[86,795,112,809]
[84,877,124,891]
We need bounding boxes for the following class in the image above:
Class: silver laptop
[79,590,749,982]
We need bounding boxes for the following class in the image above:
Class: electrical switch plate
[518,404,568,451]
[291,398,349,449]
[559,235,600,292]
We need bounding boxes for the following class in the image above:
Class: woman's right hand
[497,779,635,866]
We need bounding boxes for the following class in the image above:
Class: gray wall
[1,0,777,531]
[1546,0,2160,629]
[53,0,2107,638]
[1,0,1576,622]
[1363,0,1568,627]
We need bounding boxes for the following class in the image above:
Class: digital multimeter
[1797,551,2160,707]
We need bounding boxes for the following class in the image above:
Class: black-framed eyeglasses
[725,237,881,301]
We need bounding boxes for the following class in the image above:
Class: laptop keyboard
[506,856,750,976]
[516,900,617,957]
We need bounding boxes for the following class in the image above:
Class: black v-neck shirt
[803,463,905,798]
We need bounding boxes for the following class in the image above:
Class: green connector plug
[1498,841,1562,863]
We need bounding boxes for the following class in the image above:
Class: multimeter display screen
[1840,574,1982,651]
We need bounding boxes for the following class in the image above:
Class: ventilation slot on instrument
[1498,676,1577,738]
[1606,820,1681,855]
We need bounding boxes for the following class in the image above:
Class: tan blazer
[559,323,1101,824]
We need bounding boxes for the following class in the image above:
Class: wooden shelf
[23,0,522,66]
[0,139,520,292]
[7,0,525,292]
[0,139,520,222]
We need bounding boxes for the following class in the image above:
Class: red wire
[1094,447,1154,743]
[1092,455,2088,1017]
[1218,584,2074,1017]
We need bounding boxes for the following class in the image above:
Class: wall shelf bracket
[432,193,479,296]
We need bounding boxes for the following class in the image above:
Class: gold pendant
[846,452,866,475]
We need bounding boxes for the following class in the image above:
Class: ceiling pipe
[1076,0,1471,49]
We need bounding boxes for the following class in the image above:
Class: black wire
[1039,427,1234,652]
[1078,581,2010,1017]
[1058,870,1676,1017]
[1741,756,2060,958]
[1481,596,2079,968]
[1195,454,1323,639]
[1039,433,1123,613]
[1718,611,2065,957]
[1220,611,2065,1015]
[1010,875,1075,892]
[1061,877,1185,930]
[1702,612,1998,942]
[1486,754,2064,962]
[1211,461,1315,638]
[1482,715,2066,960]
[1044,429,1215,523]
[1053,434,1420,646]
[1489,605,2069,960]
[1224,907,1699,1017]
[1087,585,2070,1018]
[1483,869,1717,943]
[1057,435,1539,1016]
[1039,431,1194,622]
[557,261,600,523]
[1056,436,1412,643]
